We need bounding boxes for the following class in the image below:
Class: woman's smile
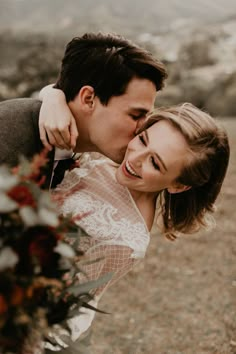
[122,161,141,179]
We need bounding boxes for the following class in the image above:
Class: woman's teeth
[125,161,139,177]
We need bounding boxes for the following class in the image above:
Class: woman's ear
[78,86,95,110]
[167,183,191,194]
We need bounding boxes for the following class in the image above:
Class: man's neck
[73,120,98,153]
[68,101,97,153]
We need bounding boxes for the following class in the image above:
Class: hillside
[1,1,236,116]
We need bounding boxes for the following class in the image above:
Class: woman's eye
[151,157,160,171]
[138,134,146,145]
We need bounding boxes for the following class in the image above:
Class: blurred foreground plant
[0,151,111,354]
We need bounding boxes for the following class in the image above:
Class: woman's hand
[39,85,78,150]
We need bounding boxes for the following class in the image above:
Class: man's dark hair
[55,32,167,103]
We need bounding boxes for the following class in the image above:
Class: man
[0,32,167,189]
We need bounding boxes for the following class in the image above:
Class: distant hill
[0,0,236,36]
[1,0,236,116]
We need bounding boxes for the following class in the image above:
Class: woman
[41,100,229,350]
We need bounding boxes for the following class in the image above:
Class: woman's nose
[135,159,142,167]
[132,150,146,167]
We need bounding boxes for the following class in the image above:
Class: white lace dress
[46,156,150,350]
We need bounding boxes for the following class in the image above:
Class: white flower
[0,247,19,270]
[0,166,19,191]
[0,192,18,212]
[38,208,59,227]
[19,206,39,226]
[54,242,76,258]
[37,192,59,227]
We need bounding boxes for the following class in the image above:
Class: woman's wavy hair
[139,103,230,239]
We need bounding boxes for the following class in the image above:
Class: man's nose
[135,117,146,135]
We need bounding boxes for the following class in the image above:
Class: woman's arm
[39,85,78,150]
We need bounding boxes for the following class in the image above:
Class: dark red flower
[29,233,57,266]
[14,226,61,278]
[0,295,8,315]
[8,185,36,208]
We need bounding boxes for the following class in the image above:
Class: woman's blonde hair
[140,103,230,239]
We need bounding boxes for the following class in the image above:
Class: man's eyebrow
[144,130,168,171]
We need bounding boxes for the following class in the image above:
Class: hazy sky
[0,0,236,35]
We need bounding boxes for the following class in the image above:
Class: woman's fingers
[39,125,53,151]
[69,118,79,150]
[46,128,71,150]
[58,123,74,149]
[38,85,79,150]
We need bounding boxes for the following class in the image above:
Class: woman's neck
[128,189,157,231]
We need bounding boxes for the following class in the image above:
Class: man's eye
[130,114,142,121]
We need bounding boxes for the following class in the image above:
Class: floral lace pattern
[56,157,150,258]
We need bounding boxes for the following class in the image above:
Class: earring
[168,192,171,221]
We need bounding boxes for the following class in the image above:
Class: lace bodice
[55,156,150,258]
[46,155,150,348]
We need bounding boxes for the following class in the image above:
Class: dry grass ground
[91,118,236,354]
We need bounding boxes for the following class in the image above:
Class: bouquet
[0,151,110,354]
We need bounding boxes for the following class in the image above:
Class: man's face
[89,77,157,163]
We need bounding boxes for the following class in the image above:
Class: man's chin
[98,148,125,164]
[109,153,124,164]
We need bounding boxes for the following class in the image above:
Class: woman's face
[116,120,191,194]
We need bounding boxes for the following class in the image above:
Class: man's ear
[167,183,191,194]
[78,86,95,110]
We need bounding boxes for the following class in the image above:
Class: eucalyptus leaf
[81,301,110,315]
[78,256,105,267]
[67,272,113,296]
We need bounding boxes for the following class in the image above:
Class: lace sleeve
[45,240,139,349]
[78,241,138,295]
[64,240,139,342]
